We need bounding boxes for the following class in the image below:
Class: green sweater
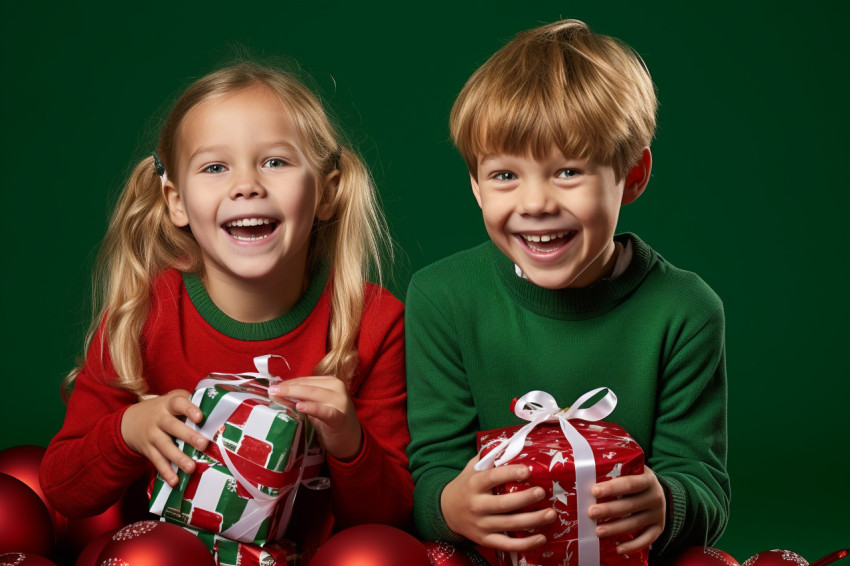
[405,234,729,562]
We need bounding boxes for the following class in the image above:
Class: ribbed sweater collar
[491,233,655,320]
[182,262,330,341]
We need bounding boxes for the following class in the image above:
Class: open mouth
[223,217,279,241]
[519,231,575,253]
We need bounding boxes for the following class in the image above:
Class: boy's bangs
[474,95,607,166]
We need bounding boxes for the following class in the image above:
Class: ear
[470,172,483,209]
[316,169,339,221]
[621,147,652,206]
[164,180,189,227]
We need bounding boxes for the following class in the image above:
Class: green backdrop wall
[2,0,847,558]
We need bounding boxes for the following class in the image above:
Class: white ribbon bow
[475,388,618,566]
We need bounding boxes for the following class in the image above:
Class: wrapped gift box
[475,389,648,566]
[188,525,301,566]
[149,355,325,545]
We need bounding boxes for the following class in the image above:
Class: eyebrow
[187,141,302,163]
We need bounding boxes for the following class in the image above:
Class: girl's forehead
[176,86,304,159]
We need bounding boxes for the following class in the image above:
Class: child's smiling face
[471,145,649,289]
[165,85,333,298]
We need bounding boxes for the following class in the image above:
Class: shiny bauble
[64,475,154,555]
[672,547,741,566]
[423,541,490,565]
[96,521,215,566]
[311,524,430,566]
[0,444,65,542]
[0,553,58,566]
[0,473,53,556]
[743,550,809,566]
[73,531,115,566]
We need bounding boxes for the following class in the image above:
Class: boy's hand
[441,456,557,552]
[588,466,665,554]
[268,377,362,461]
[121,389,209,487]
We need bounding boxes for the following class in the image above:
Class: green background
[2,0,847,558]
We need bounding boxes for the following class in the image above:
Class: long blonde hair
[64,62,389,399]
[451,19,657,182]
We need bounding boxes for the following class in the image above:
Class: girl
[40,62,412,538]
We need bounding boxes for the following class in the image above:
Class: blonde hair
[64,62,389,399]
[450,19,657,181]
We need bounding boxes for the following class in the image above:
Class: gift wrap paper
[150,355,323,545]
[476,389,648,566]
[188,525,301,566]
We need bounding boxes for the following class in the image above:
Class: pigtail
[63,157,201,400]
[313,146,391,385]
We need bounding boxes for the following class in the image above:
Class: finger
[472,463,532,492]
[295,401,344,428]
[613,523,664,554]
[146,448,181,487]
[592,473,651,498]
[167,393,204,423]
[474,485,548,515]
[481,507,557,533]
[595,509,658,538]
[274,383,344,405]
[153,435,197,476]
[480,532,548,553]
[589,490,653,521]
[162,418,209,452]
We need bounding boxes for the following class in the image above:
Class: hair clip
[152,153,165,177]
[152,152,168,188]
[331,146,342,170]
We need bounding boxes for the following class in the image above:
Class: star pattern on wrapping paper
[548,449,571,471]
[607,463,623,479]
[550,480,570,506]
[206,388,218,399]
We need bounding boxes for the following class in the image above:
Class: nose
[229,168,267,200]
[517,178,557,216]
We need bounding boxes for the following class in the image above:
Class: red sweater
[40,267,412,532]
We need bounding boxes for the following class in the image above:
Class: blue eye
[493,171,517,181]
[265,158,287,168]
[203,164,226,174]
[557,169,579,178]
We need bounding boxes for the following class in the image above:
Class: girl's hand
[268,376,362,461]
[121,389,209,487]
[588,466,666,554]
[441,456,557,552]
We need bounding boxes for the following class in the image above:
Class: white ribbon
[475,388,618,566]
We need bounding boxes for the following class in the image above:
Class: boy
[405,19,729,562]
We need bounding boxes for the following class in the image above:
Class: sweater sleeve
[405,274,478,543]
[39,324,150,518]
[649,299,730,561]
[327,289,414,529]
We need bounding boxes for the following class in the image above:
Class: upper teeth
[225,218,272,227]
[523,231,566,243]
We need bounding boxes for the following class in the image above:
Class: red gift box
[475,389,648,566]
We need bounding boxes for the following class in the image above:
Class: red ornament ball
[0,473,54,556]
[672,547,741,566]
[311,524,430,566]
[0,553,58,566]
[65,475,154,556]
[743,550,809,566]
[423,541,490,566]
[0,445,67,545]
[96,521,215,566]
[73,531,116,566]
